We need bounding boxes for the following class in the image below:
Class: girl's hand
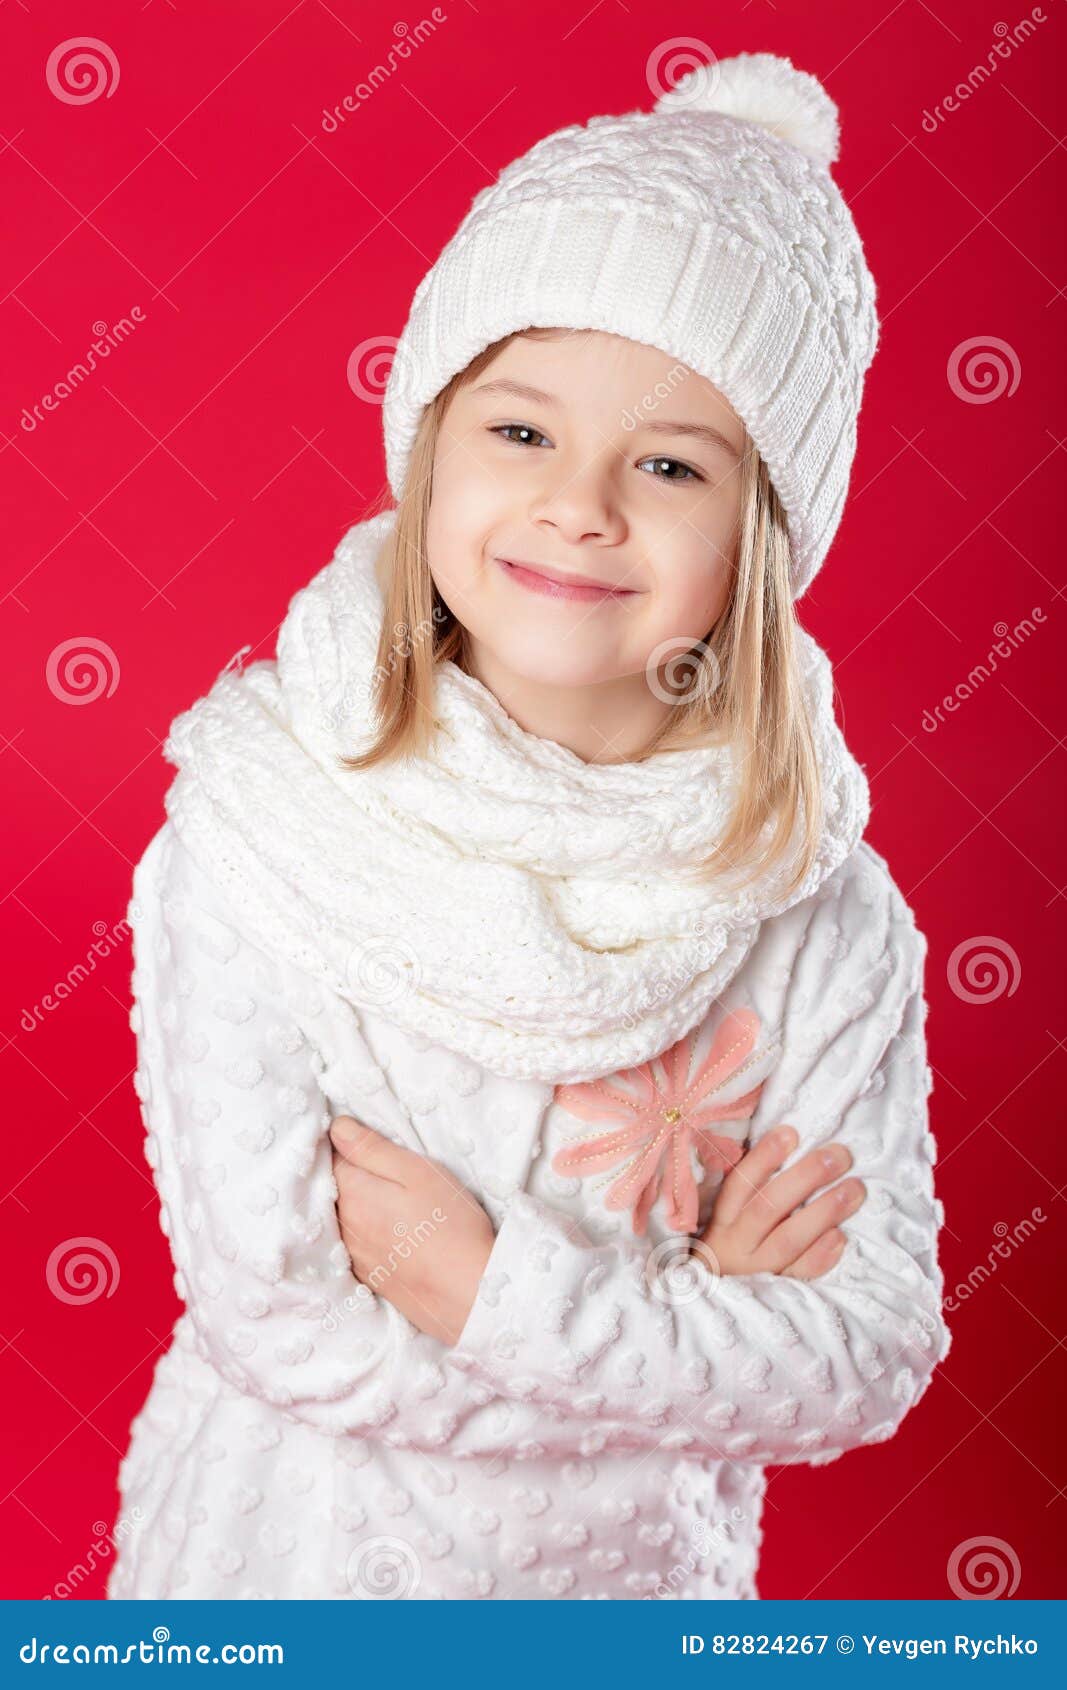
[695,1124,866,1281]
[329,1115,495,1346]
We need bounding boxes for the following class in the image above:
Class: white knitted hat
[381,50,879,602]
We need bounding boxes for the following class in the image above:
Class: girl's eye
[637,455,703,484]
[490,426,703,486]
[490,423,550,448]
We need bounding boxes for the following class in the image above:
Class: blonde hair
[341,328,823,900]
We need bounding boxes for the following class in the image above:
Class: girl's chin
[471,649,637,691]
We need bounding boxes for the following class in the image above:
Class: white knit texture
[159,509,870,1086]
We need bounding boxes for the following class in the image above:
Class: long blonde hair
[341,328,823,900]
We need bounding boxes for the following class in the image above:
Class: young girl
[108,50,952,1601]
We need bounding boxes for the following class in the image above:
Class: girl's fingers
[329,1116,411,1182]
[753,1179,866,1273]
[779,1227,847,1281]
[729,1141,854,1252]
[708,1125,799,1229]
[333,1158,388,1213]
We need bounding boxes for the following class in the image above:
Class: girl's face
[424,328,746,752]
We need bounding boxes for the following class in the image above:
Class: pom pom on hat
[654,50,840,169]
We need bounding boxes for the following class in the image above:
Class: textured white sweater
[107,815,951,1600]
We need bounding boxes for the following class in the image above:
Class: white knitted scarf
[161,511,870,1085]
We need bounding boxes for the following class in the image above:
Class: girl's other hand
[695,1125,865,1281]
[329,1116,495,1345]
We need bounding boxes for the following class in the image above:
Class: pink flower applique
[551,1008,767,1237]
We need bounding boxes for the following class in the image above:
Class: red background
[2,0,1063,1601]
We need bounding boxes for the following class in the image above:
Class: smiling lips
[495,557,638,602]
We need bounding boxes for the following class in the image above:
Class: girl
[108,51,952,1601]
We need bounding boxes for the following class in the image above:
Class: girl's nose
[529,455,627,546]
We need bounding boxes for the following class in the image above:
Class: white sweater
[107,818,951,1601]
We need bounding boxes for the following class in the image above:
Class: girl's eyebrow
[641,419,743,462]
[470,377,561,407]
[469,377,742,461]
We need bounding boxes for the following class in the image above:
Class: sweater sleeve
[128,823,614,1455]
[447,851,954,1468]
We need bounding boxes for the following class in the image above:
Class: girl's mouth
[495,557,638,603]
